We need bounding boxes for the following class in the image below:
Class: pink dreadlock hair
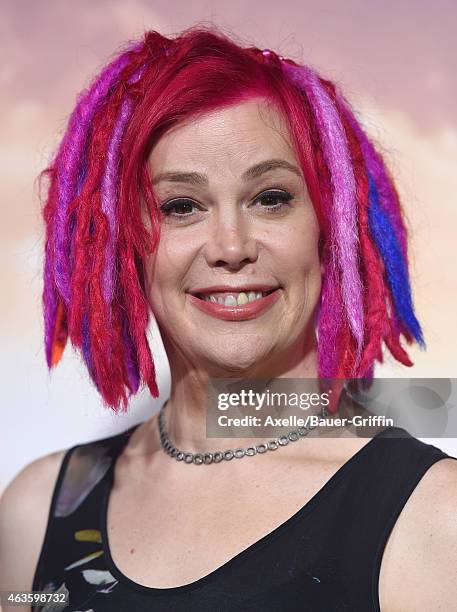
[40,25,425,413]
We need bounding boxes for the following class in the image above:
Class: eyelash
[159,189,294,219]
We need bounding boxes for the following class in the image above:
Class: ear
[140,196,152,229]
[317,231,325,277]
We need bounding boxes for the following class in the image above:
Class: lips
[189,284,278,295]
[195,289,275,307]
[186,286,282,321]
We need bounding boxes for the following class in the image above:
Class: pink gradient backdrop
[1,0,456,490]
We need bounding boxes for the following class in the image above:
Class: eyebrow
[152,158,301,186]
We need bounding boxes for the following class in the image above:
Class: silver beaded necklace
[158,401,329,465]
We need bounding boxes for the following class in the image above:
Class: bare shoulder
[0,449,68,603]
[380,456,457,612]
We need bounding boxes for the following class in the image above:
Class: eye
[253,189,293,212]
[159,199,202,218]
[159,189,294,220]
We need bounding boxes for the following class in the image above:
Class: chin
[199,340,275,375]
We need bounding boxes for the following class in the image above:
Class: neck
[158,330,329,453]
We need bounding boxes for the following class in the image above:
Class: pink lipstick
[187,286,282,321]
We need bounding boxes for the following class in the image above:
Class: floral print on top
[32,427,136,611]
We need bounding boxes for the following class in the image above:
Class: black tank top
[32,424,453,611]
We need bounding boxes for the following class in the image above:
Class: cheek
[142,236,191,314]
[143,247,170,315]
[273,216,322,318]
[272,217,321,279]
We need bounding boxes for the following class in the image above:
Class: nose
[203,208,258,270]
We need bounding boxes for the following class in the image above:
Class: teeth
[203,290,271,306]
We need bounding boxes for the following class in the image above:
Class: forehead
[149,98,298,176]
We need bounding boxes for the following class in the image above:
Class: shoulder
[380,455,457,612]
[0,424,142,595]
[0,449,68,594]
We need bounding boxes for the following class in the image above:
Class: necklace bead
[158,401,329,465]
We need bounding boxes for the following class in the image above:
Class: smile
[198,289,274,306]
[186,287,282,321]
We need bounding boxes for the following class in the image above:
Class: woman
[1,25,456,612]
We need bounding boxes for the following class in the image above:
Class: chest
[104,456,341,589]
[101,451,422,612]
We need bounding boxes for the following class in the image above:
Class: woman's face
[145,98,323,375]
